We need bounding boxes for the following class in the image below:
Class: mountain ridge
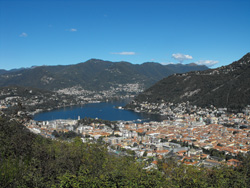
[0,59,208,92]
[129,53,250,110]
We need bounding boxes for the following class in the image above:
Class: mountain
[0,59,208,92]
[166,63,208,73]
[0,69,8,75]
[130,53,250,110]
[0,68,28,75]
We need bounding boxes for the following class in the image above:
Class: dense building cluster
[24,104,250,169]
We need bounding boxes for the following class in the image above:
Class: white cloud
[111,52,136,55]
[19,32,28,37]
[172,53,193,63]
[194,60,219,67]
[70,28,77,32]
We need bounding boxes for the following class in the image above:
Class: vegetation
[52,130,82,140]
[0,59,208,91]
[78,117,116,127]
[0,85,79,116]
[1,116,250,187]
[131,53,250,111]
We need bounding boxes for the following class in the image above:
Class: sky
[0,0,250,70]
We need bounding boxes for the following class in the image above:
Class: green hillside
[0,59,208,91]
[130,53,250,111]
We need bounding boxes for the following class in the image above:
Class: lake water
[33,100,163,122]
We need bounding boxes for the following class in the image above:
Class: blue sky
[1,0,249,70]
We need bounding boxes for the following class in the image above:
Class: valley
[1,54,250,187]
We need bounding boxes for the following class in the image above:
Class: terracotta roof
[152,160,158,165]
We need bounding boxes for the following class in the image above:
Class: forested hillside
[0,59,208,91]
[131,53,250,111]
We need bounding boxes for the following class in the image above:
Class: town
[23,102,250,169]
[0,84,143,117]
[1,86,250,169]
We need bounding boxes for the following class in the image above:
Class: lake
[33,100,163,122]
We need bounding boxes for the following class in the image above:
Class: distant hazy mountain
[0,69,8,75]
[0,68,28,75]
[0,59,208,91]
[130,53,250,110]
